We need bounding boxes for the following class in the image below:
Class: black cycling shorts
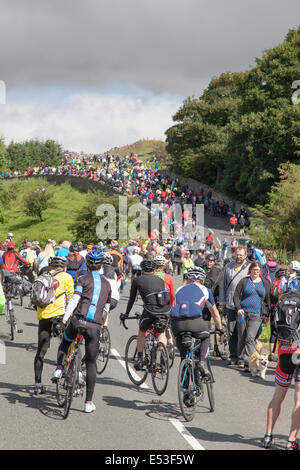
[139,310,168,332]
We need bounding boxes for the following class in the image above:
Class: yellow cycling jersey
[37,270,74,321]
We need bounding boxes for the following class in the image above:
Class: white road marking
[111,347,150,389]
[112,347,205,449]
[169,419,206,450]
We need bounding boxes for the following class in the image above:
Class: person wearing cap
[32,241,41,256]
[280,261,300,293]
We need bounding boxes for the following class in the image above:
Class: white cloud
[0,91,183,152]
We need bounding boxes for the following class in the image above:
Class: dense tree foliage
[165,27,300,205]
[5,139,63,172]
[248,163,300,255]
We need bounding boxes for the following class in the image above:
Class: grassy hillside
[0,178,92,247]
[107,139,165,157]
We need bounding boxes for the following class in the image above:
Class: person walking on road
[219,246,250,366]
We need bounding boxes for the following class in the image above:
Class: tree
[23,186,54,221]
[247,163,300,254]
[7,139,63,171]
[165,27,300,205]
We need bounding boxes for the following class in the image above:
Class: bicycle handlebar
[120,312,141,330]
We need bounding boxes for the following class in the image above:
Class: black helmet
[205,254,216,261]
[140,259,157,272]
[49,256,68,269]
[86,249,105,270]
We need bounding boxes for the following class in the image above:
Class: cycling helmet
[289,260,300,272]
[186,267,206,283]
[102,253,113,265]
[140,259,157,272]
[154,255,167,267]
[49,256,68,269]
[86,249,105,270]
[7,232,14,238]
[205,254,216,261]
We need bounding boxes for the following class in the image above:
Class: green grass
[0,178,91,247]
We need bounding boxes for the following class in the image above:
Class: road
[0,272,295,452]
[0,212,294,452]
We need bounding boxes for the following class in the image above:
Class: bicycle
[54,328,85,420]
[212,314,229,360]
[81,325,111,375]
[177,329,216,422]
[2,280,23,341]
[121,312,170,396]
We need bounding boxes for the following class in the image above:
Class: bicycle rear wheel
[8,307,15,341]
[206,378,215,412]
[151,342,169,396]
[125,335,148,386]
[63,355,77,419]
[178,359,196,422]
[166,329,175,368]
[96,326,110,375]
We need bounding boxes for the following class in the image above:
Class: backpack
[67,252,84,271]
[274,292,300,343]
[31,270,63,309]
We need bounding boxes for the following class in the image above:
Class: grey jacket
[219,259,250,310]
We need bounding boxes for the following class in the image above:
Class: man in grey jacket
[219,246,250,365]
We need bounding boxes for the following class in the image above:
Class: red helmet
[7,242,15,249]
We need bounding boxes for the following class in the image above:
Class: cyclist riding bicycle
[51,249,111,413]
[34,256,74,395]
[122,258,172,371]
[170,267,223,377]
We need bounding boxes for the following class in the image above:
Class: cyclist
[127,247,143,283]
[170,267,223,377]
[122,258,172,371]
[101,252,120,326]
[34,256,74,395]
[2,242,30,275]
[51,249,111,413]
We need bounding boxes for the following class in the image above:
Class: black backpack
[274,291,300,343]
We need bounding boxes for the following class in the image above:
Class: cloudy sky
[0,0,299,153]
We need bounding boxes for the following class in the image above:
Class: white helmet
[154,255,167,267]
[289,261,300,272]
[7,232,14,238]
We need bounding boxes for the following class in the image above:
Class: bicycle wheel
[151,342,169,396]
[206,378,215,412]
[166,329,175,368]
[9,308,15,341]
[63,355,78,419]
[56,365,68,408]
[96,326,111,375]
[125,335,148,386]
[215,327,229,360]
[178,359,196,422]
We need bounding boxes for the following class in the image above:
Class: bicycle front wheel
[178,359,196,422]
[125,335,148,386]
[96,326,110,375]
[215,324,229,360]
[151,342,169,396]
[63,355,77,419]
